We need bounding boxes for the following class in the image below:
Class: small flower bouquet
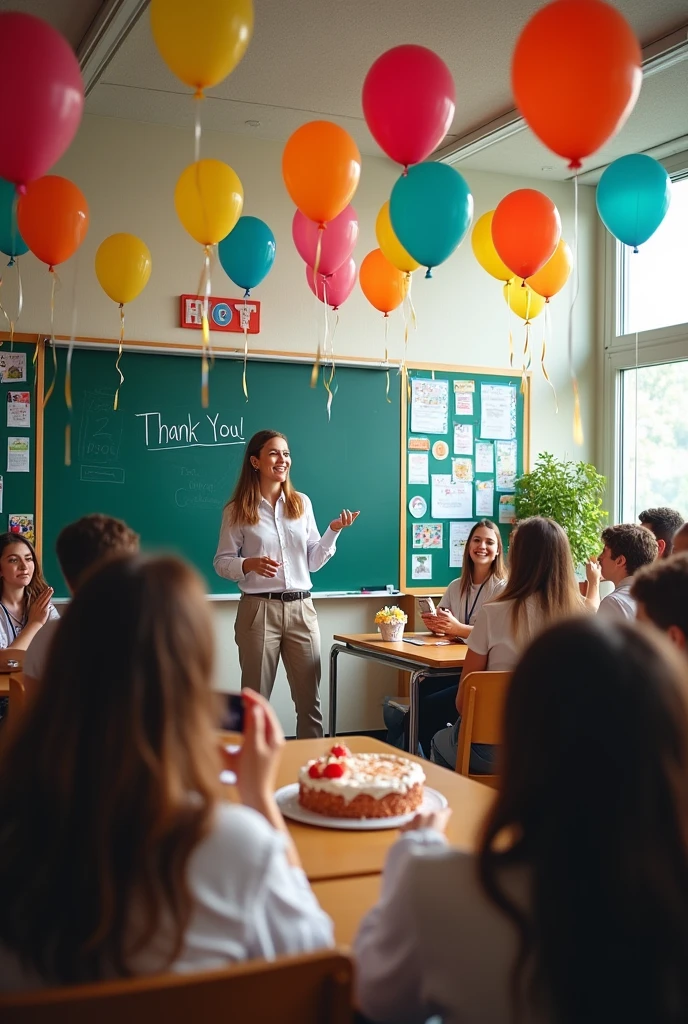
[375,605,408,642]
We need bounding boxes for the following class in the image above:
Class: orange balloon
[282,121,361,225]
[492,189,561,282]
[512,0,641,170]
[359,248,408,315]
[527,238,572,299]
[17,175,89,268]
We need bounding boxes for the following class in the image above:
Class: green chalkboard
[41,347,401,599]
[0,342,37,544]
[401,366,530,595]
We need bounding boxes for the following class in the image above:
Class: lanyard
[465,580,488,625]
[0,603,21,641]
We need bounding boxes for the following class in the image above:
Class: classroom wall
[20,114,599,734]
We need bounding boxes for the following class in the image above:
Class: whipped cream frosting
[299,752,425,803]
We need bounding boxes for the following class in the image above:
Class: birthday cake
[298,744,425,819]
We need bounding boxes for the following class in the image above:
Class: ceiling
[5,0,688,180]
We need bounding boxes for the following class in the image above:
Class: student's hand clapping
[27,587,53,627]
[330,510,360,532]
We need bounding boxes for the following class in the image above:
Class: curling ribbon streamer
[309,226,325,388]
[323,311,339,421]
[113,304,125,411]
[196,244,214,408]
[506,279,514,369]
[0,258,23,347]
[64,250,80,466]
[541,302,558,412]
[241,290,251,401]
[320,280,335,420]
[43,267,61,408]
[569,171,583,445]
[384,315,391,404]
[399,273,417,376]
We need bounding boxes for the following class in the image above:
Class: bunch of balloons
[283,120,361,312]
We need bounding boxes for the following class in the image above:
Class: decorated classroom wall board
[39,341,401,599]
[401,364,530,595]
[0,342,38,547]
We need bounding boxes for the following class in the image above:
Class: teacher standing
[214,429,359,738]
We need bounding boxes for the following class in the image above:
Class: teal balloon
[218,216,276,294]
[596,155,671,252]
[389,162,473,277]
[0,177,27,262]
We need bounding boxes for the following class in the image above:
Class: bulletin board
[400,363,531,595]
[0,341,39,547]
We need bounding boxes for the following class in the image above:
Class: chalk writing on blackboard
[135,412,245,452]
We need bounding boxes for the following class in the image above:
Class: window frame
[602,152,688,523]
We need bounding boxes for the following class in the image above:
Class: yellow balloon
[150,0,253,93]
[503,280,546,321]
[175,160,244,246]
[375,201,420,274]
[472,210,514,282]
[95,233,152,305]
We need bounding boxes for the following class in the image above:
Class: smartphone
[222,693,245,733]
[418,597,436,615]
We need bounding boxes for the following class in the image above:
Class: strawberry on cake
[298,744,425,819]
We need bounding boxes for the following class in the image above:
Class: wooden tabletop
[223,735,494,882]
[312,875,382,946]
[332,632,468,668]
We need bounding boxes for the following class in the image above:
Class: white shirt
[597,577,636,621]
[439,575,507,625]
[24,616,61,680]
[0,601,59,650]
[214,491,338,594]
[354,831,539,1024]
[0,802,334,991]
[467,595,549,671]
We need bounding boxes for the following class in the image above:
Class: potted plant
[514,453,607,570]
[375,605,408,642]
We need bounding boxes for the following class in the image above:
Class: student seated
[586,524,658,619]
[417,520,506,757]
[355,618,688,1024]
[632,553,688,652]
[23,513,140,686]
[639,506,684,558]
[0,555,332,989]
[431,516,586,771]
[673,522,688,555]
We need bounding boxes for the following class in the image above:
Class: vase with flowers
[375,605,407,642]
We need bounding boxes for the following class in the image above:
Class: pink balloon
[293,205,358,277]
[306,258,357,310]
[0,13,84,188]
[362,45,456,167]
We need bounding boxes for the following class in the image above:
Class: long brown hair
[0,532,50,608]
[0,555,220,984]
[226,429,303,525]
[457,519,506,604]
[496,516,584,644]
[478,617,688,1024]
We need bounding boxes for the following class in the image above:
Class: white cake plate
[274,783,448,831]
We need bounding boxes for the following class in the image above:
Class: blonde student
[214,429,359,738]
[0,555,332,989]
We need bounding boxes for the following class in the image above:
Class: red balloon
[492,189,561,281]
[293,206,358,276]
[307,258,357,310]
[512,0,641,170]
[18,176,89,268]
[362,45,455,167]
[0,13,84,188]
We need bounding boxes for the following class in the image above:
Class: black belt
[251,591,311,602]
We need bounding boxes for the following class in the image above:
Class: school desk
[328,634,468,754]
[311,875,382,946]
[221,735,494,884]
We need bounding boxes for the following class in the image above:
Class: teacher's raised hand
[330,509,360,532]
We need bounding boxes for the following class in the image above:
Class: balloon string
[506,280,514,369]
[64,247,80,466]
[241,291,250,402]
[43,268,60,408]
[194,94,203,163]
[113,303,125,411]
[323,311,339,422]
[541,302,558,413]
[0,257,23,346]
[633,329,639,519]
[384,315,391,404]
[400,273,416,375]
[569,171,583,445]
[309,227,325,387]
[196,245,213,408]
[321,280,336,420]
[521,321,530,395]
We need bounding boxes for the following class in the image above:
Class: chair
[0,949,354,1024]
[455,671,511,789]
[9,673,26,716]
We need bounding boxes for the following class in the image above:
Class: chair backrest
[9,673,26,714]
[0,949,353,1024]
[456,671,511,785]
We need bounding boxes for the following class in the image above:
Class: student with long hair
[355,617,688,1024]
[214,429,359,738]
[0,532,56,652]
[416,520,506,757]
[431,516,586,770]
[0,555,332,989]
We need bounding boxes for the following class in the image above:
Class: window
[619,176,688,336]
[620,359,688,521]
